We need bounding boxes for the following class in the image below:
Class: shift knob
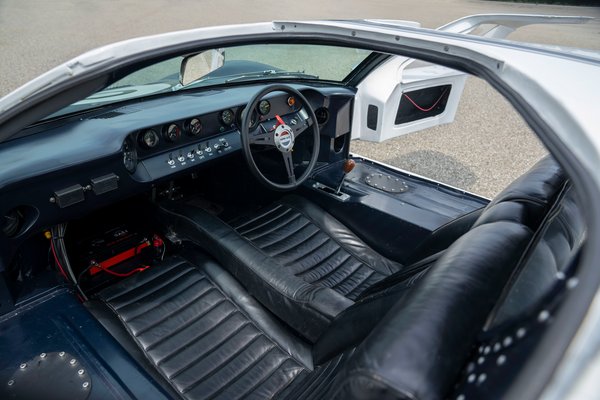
[343,159,356,174]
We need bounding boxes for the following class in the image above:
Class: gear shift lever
[335,159,356,195]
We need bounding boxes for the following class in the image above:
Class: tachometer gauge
[188,118,203,136]
[140,129,160,148]
[220,109,234,126]
[164,123,181,142]
[122,138,138,173]
[258,100,271,115]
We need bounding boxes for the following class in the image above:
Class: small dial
[287,96,296,107]
[164,123,181,142]
[220,109,234,126]
[258,100,271,115]
[140,129,160,148]
[188,118,203,136]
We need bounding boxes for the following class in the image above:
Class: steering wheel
[240,84,320,191]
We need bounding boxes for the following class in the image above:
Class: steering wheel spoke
[282,151,296,184]
[248,126,275,145]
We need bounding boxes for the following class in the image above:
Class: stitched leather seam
[168,319,255,380]
[124,275,210,324]
[267,227,322,258]
[133,286,219,337]
[238,208,295,238]
[203,345,280,398]
[296,247,345,280]
[308,252,354,285]
[281,199,399,275]
[235,356,292,399]
[285,235,332,266]
[232,203,284,230]
[248,217,309,247]
[144,296,230,352]
[156,308,241,367]
[180,334,267,394]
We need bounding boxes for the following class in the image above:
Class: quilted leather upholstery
[229,197,401,301]
[96,255,311,400]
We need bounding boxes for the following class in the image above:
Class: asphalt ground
[1,0,598,197]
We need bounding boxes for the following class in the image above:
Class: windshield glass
[51,44,373,118]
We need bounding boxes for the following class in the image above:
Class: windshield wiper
[225,70,319,83]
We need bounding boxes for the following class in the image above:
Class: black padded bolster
[330,221,533,400]
[159,203,353,343]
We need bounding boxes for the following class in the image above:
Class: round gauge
[258,100,271,115]
[164,123,181,142]
[287,96,296,107]
[140,129,160,148]
[188,118,203,136]
[220,109,234,126]
[122,138,138,173]
[237,106,258,129]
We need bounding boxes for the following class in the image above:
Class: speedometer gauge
[220,109,234,126]
[164,123,181,142]
[140,129,159,148]
[258,100,271,115]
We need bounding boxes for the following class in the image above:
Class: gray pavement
[1,0,598,197]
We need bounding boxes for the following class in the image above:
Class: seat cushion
[228,196,402,301]
[95,253,313,400]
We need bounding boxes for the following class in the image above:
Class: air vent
[92,110,124,119]
[315,107,330,125]
[92,105,141,119]
[2,208,23,237]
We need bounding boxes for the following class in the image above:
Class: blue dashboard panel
[0,288,171,399]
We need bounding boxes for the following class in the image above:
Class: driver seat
[159,196,403,342]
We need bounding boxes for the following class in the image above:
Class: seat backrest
[328,221,533,400]
[405,155,564,265]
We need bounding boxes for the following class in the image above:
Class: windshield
[51,44,373,118]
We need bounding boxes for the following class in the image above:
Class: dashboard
[0,83,355,269]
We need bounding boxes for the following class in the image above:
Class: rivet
[497,355,507,365]
[483,346,491,355]
[503,336,513,347]
[556,271,566,280]
[59,352,65,357]
[69,359,77,366]
[493,343,502,352]
[19,363,26,370]
[82,381,89,389]
[538,310,550,323]
[40,353,46,359]
[7,380,14,386]
[516,328,527,339]
[395,36,400,41]
[467,373,476,383]
[477,356,485,365]
[466,362,475,373]
[78,369,85,375]
[567,277,579,289]
[477,373,487,384]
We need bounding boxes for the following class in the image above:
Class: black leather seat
[159,156,565,342]
[91,252,314,400]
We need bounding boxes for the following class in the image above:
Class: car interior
[0,44,587,400]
